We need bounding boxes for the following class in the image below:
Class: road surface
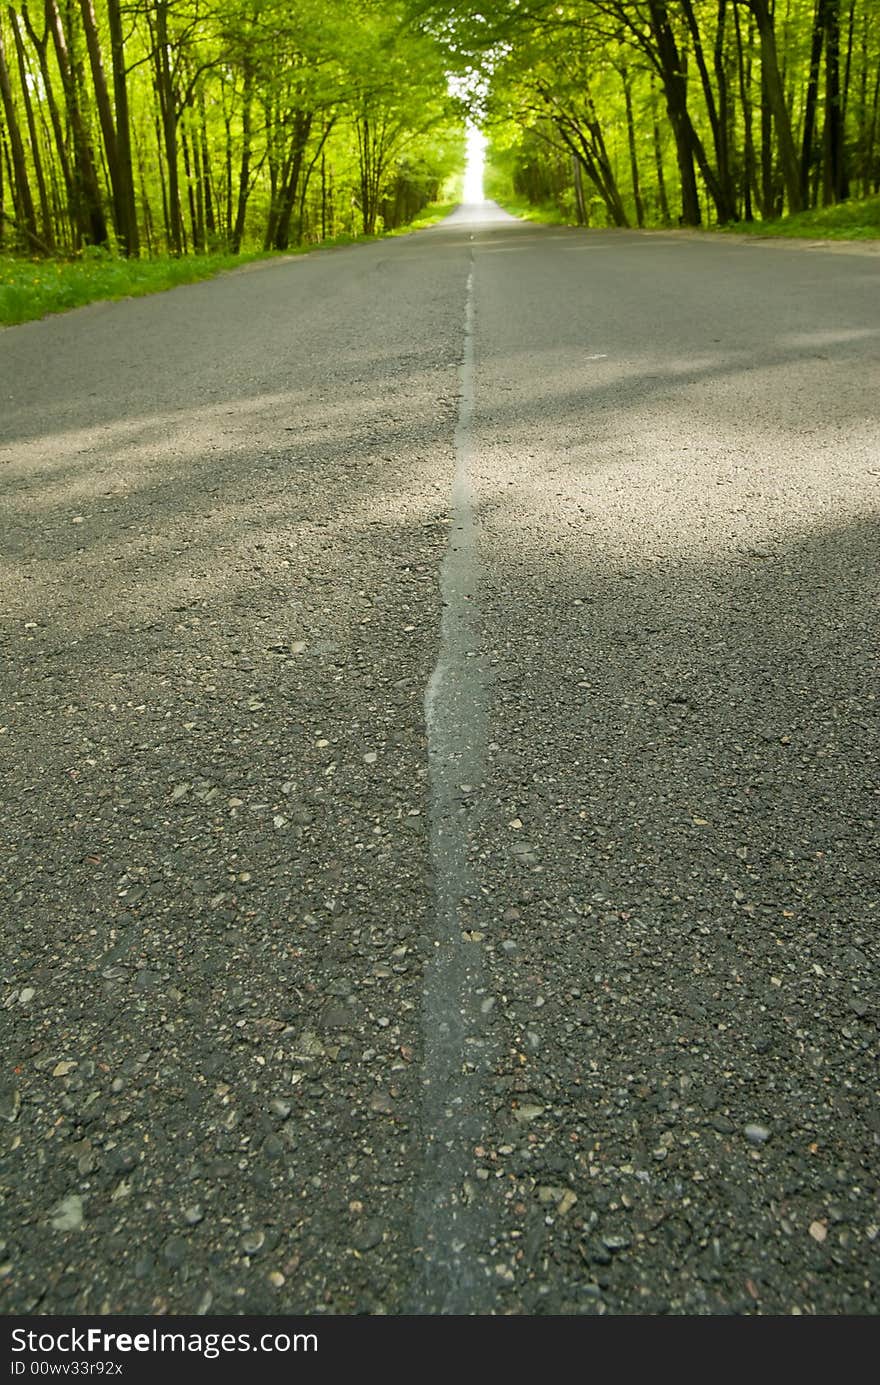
[1,205,878,1315]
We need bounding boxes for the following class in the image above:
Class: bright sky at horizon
[463,125,487,203]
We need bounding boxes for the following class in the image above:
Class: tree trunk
[841,0,855,128]
[132,114,154,254]
[180,120,201,251]
[572,151,587,224]
[551,114,630,227]
[822,0,848,202]
[21,2,77,245]
[154,0,182,254]
[198,88,215,239]
[800,0,825,207]
[78,0,122,242]
[297,118,334,244]
[712,0,737,220]
[106,0,138,255]
[734,0,757,219]
[650,76,671,223]
[7,7,53,246]
[866,46,880,194]
[748,0,803,212]
[358,110,377,234]
[46,0,107,245]
[272,110,312,250]
[154,110,169,246]
[0,123,5,250]
[0,15,39,247]
[231,62,253,253]
[681,0,737,220]
[647,0,701,224]
[327,160,335,237]
[620,64,645,226]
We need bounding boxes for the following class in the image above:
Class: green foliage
[0,0,465,267]
[432,0,880,234]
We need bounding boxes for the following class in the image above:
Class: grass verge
[489,195,574,226]
[491,189,880,240]
[718,195,880,240]
[0,202,460,328]
[386,201,459,234]
[0,249,268,327]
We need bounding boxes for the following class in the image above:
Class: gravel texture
[1,210,878,1315]
[1,234,464,1315]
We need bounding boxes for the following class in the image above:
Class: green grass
[490,187,880,240]
[489,194,574,226]
[0,248,268,327]
[718,194,880,240]
[0,201,460,327]
[386,200,459,234]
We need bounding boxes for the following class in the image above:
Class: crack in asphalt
[411,252,499,1314]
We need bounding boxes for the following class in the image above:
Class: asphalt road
[1,206,878,1316]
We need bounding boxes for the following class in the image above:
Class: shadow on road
[0,216,877,1314]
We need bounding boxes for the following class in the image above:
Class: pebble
[50,1195,84,1231]
[261,1134,285,1162]
[183,1205,204,1225]
[744,1123,771,1145]
[241,1230,265,1255]
[163,1236,188,1267]
[513,1103,544,1124]
[586,1241,612,1266]
[19,988,35,1004]
[0,1087,21,1123]
[351,1221,383,1252]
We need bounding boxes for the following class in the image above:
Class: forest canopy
[0,0,465,257]
[421,0,880,229]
